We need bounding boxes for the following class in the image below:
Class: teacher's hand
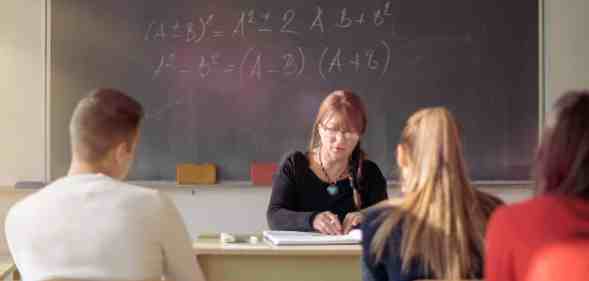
[313,211,342,235]
[342,212,363,234]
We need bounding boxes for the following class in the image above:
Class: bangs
[322,108,364,134]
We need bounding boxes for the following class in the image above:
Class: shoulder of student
[363,200,398,224]
[491,195,569,224]
[118,181,171,205]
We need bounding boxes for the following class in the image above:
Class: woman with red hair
[267,90,388,234]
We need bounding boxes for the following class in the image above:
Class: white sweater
[5,174,204,281]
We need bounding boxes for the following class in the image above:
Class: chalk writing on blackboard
[152,42,391,82]
[143,4,401,82]
[144,3,397,42]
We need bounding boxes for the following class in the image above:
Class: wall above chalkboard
[50,0,538,181]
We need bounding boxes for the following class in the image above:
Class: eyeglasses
[319,124,360,140]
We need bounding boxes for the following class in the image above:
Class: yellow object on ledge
[176,163,217,185]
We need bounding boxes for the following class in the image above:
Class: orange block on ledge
[250,162,278,186]
[176,163,217,185]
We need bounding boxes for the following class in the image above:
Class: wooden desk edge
[193,241,361,256]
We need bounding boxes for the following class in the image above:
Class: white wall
[544,0,589,110]
[0,185,532,248]
[0,1,46,186]
[166,185,532,238]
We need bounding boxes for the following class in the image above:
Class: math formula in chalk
[151,41,391,82]
[144,3,396,42]
[143,3,396,82]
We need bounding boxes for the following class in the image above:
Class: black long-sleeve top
[267,151,388,231]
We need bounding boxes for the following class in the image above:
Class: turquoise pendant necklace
[326,185,338,196]
[319,154,347,196]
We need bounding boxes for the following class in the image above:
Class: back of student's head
[535,90,589,200]
[371,107,502,280]
[399,107,469,194]
[69,88,144,164]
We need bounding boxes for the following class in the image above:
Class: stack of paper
[263,229,362,245]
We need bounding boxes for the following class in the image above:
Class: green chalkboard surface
[51,0,538,181]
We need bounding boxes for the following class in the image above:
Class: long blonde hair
[370,107,502,279]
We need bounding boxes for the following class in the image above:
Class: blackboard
[50,0,538,181]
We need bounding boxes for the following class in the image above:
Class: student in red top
[524,236,589,281]
[485,90,589,281]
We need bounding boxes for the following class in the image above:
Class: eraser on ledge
[14,181,46,189]
[220,232,236,243]
[249,236,259,244]
[250,162,278,186]
[176,163,217,185]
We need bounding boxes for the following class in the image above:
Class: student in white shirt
[5,89,204,281]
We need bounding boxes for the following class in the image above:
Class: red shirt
[524,238,589,281]
[485,195,589,281]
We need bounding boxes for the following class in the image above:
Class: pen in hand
[313,211,342,235]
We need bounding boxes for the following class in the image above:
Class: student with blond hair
[362,107,503,281]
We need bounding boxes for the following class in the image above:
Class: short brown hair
[69,88,144,163]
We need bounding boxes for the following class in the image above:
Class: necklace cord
[318,152,347,185]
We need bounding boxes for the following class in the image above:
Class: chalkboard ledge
[0,181,533,203]
[2,181,534,194]
[130,180,255,189]
[129,180,534,203]
[129,180,533,190]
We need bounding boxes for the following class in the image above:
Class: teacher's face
[318,113,360,161]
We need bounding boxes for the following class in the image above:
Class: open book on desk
[263,229,362,246]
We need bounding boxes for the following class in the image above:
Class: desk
[194,235,362,281]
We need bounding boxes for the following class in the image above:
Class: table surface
[193,234,362,256]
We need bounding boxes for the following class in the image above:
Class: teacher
[267,90,388,235]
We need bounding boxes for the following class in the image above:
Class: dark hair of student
[535,90,589,200]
